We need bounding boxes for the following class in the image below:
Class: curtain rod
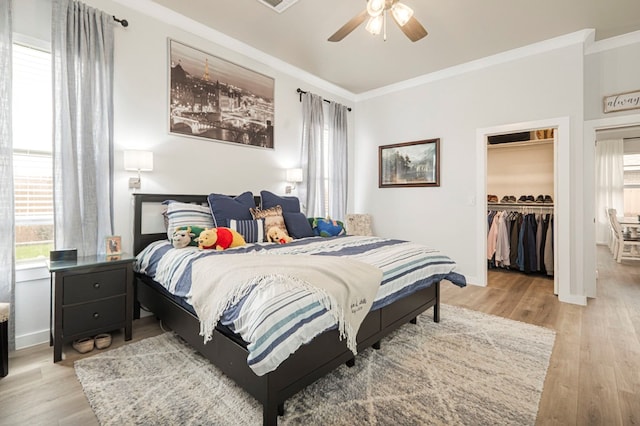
[296,88,352,111]
[113,16,129,27]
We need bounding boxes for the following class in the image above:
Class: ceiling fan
[328,0,427,42]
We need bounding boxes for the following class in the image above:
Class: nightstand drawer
[63,269,126,305]
[63,296,126,336]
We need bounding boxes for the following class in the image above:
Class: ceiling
[152,0,640,94]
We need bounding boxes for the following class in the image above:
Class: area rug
[75,304,556,425]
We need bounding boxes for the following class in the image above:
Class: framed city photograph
[168,39,275,148]
[379,139,440,188]
[105,236,122,256]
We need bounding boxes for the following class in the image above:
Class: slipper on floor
[72,337,94,354]
[94,333,112,349]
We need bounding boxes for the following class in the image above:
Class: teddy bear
[197,227,246,251]
[266,227,293,244]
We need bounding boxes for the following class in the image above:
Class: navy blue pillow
[283,212,315,239]
[207,192,255,228]
[261,190,300,213]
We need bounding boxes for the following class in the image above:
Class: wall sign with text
[603,90,640,113]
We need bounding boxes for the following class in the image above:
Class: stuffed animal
[267,227,293,244]
[198,227,246,251]
[171,226,195,249]
[311,218,346,237]
[171,225,205,249]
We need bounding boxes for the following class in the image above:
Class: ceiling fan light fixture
[365,14,383,35]
[391,2,413,26]
[366,0,385,17]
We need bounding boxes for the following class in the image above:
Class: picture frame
[168,39,275,148]
[105,236,122,256]
[379,139,440,188]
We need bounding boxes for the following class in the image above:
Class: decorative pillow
[229,219,265,244]
[250,205,290,242]
[309,217,346,237]
[283,212,315,239]
[207,192,255,228]
[165,202,214,240]
[260,190,301,213]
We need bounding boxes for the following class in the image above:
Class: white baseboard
[16,328,50,350]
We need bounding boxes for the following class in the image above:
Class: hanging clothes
[487,209,553,276]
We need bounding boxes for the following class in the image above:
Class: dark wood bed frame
[132,193,440,425]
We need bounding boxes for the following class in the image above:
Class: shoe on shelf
[488,194,499,203]
[500,195,511,203]
[509,195,517,203]
[517,195,527,203]
[526,195,535,203]
[535,195,545,203]
[94,333,112,349]
[72,337,94,354]
[544,195,553,203]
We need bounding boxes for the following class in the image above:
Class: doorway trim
[475,116,574,303]
[583,112,640,298]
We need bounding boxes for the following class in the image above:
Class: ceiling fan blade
[328,9,369,42]
[393,15,428,42]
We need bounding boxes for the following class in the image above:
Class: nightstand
[47,254,135,362]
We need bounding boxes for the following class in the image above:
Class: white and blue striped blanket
[135,236,466,375]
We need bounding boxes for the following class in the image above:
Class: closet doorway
[486,129,556,291]
[476,117,570,302]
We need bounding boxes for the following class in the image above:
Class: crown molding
[356,29,595,101]
[585,29,640,55]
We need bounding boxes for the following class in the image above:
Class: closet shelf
[487,138,554,149]
[488,202,554,210]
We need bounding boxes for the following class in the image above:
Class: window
[623,153,640,216]
[12,43,53,262]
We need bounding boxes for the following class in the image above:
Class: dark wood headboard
[132,193,260,255]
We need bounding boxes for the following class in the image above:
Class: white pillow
[165,202,214,240]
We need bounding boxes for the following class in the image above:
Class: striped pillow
[229,219,265,243]
[165,202,214,240]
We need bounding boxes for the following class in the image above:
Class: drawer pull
[93,312,100,319]
[93,282,100,289]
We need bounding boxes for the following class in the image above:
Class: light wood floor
[0,245,638,425]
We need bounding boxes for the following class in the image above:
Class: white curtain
[0,0,16,350]
[595,139,624,245]
[52,0,115,256]
[327,102,348,220]
[300,92,325,217]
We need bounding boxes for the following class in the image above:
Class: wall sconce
[124,150,153,189]
[285,168,303,194]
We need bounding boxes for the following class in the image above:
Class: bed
[132,193,466,425]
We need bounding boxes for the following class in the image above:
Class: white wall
[584,31,640,121]
[487,143,555,200]
[353,41,585,300]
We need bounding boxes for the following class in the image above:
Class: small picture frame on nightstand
[106,236,122,256]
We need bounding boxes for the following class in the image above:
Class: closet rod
[296,88,352,111]
[488,202,554,212]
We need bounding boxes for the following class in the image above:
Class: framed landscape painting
[379,139,440,187]
[168,39,275,149]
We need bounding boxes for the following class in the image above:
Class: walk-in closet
[486,129,556,285]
